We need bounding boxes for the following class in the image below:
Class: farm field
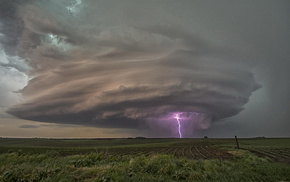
[0,138,229,159]
[0,137,290,181]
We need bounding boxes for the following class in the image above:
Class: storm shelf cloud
[1,0,289,137]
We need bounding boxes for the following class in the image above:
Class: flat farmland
[0,138,232,159]
[0,138,290,160]
[0,138,290,181]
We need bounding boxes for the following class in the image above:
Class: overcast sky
[0,0,289,138]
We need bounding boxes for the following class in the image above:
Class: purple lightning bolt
[174,114,182,138]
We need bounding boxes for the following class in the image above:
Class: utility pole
[235,135,240,149]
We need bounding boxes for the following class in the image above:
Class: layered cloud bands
[2,1,260,129]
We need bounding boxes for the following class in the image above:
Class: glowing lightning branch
[175,114,182,138]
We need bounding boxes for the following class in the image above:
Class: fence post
[235,135,240,149]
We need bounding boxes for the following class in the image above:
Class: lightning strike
[175,113,182,138]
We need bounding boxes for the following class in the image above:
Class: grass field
[0,137,290,181]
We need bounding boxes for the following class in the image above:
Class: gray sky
[0,0,289,138]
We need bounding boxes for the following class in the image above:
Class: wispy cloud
[19,124,39,129]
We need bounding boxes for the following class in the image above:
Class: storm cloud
[3,0,260,127]
[2,0,288,137]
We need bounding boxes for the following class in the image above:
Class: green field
[0,137,289,182]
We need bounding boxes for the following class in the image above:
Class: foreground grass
[0,150,289,182]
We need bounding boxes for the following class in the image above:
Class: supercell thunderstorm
[0,0,261,137]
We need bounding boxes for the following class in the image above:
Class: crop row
[95,145,232,160]
[246,147,290,161]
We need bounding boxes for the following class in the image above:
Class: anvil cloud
[2,0,289,137]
